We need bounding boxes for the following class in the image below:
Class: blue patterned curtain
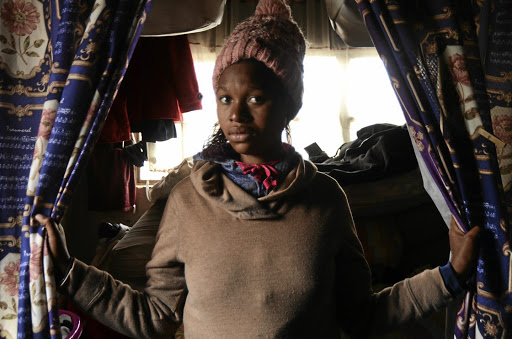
[0,0,151,337]
[354,0,511,337]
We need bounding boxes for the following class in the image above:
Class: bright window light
[292,55,345,158]
[346,57,404,139]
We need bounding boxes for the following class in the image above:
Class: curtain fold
[355,0,511,337]
[0,0,151,337]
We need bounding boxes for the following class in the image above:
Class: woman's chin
[229,142,252,156]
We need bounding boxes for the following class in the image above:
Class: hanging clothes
[98,35,202,144]
[131,119,177,142]
[87,144,136,211]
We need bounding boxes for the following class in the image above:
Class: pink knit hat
[212,0,306,119]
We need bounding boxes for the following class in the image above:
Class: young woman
[36,0,481,337]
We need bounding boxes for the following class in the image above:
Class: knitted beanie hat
[212,0,306,119]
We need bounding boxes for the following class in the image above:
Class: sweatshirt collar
[190,153,317,220]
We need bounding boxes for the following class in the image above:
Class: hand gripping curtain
[354,0,511,337]
[0,0,152,337]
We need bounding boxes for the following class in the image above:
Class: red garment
[98,35,202,143]
[87,144,136,211]
[98,82,131,143]
[236,160,280,190]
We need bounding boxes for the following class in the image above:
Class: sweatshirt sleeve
[60,196,187,338]
[439,262,465,296]
[335,190,454,336]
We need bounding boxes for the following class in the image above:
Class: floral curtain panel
[355,0,511,337]
[0,0,151,337]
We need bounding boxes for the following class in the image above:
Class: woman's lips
[228,127,253,142]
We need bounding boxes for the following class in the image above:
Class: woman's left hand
[449,215,482,283]
[34,214,71,279]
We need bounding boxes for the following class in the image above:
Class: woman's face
[216,61,289,164]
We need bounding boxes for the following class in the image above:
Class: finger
[465,226,482,251]
[450,215,466,234]
[449,216,482,240]
[34,214,58,238]
[466,225,482,238]
[34,213,50,226]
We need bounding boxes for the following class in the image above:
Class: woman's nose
[230,102,251,122]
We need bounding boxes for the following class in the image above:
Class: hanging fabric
[0,0,151,337]
[354,0,511,337]
[97,35,202,144]
[139,0,226,37]
[87,144,136,211]
[188,0,346,52]
[324,0,373,47]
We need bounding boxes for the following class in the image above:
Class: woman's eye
[248,96,265,104]
[219,96,231,104]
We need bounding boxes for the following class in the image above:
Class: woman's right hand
[449,215,481,283]
[34,214,71,279]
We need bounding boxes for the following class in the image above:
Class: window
[139,48,404,181]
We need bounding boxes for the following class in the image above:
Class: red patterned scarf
[235,160,280,190]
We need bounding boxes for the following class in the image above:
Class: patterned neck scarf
[195,143,298,198]
[235,160,280,190]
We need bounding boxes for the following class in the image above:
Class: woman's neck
[239,147,285,164]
